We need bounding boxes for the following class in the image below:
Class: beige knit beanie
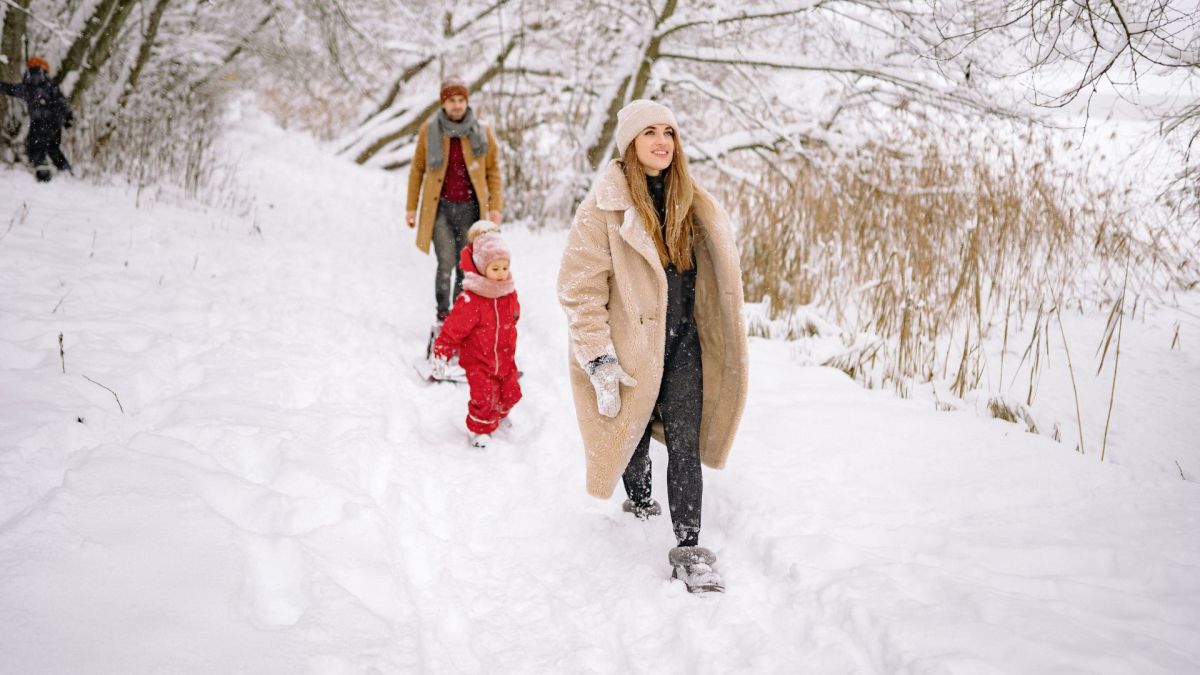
[615,99,679,157]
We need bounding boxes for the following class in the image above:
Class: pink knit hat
[468,221,510,270]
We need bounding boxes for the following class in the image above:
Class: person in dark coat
[0,57,74,182]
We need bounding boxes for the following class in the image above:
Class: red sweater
[433,245,519,377]
[440,138,476,203]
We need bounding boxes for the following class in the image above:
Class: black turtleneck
[647,172,667,233]
[645,173,697,341]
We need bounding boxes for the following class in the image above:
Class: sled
[413,357,467,384]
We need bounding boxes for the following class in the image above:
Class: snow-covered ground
[2,105,1199,673]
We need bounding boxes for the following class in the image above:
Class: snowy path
[2,110,1199,673]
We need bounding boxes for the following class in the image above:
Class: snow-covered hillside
[2,106,1199,673]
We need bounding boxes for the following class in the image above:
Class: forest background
[3,0,1198,462]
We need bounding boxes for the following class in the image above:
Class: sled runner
[413,357,467,384]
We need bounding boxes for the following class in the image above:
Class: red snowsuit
[432,245,521,434]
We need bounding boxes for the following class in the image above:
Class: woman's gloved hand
[586,353,637,417]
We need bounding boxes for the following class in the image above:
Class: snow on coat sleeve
[557,196,615,368]
[432,292,480,361]
[406,121,428,212]
[484,125,503,214]
[56,85,72,125]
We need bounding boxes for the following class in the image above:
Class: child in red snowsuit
[432,221,521,448]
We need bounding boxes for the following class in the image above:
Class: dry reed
[725,128,1196,409]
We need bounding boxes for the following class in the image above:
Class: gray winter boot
[669,545,725,593]
[622,498,662,520]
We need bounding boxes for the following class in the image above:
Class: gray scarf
[427,107,488,169]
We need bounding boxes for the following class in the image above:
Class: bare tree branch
[656,1,827,40]
[70,0,141,108]
[357,29,525,165]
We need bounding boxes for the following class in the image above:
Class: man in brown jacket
[406,76,503,334]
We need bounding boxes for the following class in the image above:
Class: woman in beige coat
[557,100,748,593]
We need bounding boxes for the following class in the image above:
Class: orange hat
[26,57,51,74]
[439,75,469,103]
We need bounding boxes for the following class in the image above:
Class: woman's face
[633,125,675,176]
[484,259,510,282]
[442,95,468,122]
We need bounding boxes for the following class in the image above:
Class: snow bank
[1,105,1198,673]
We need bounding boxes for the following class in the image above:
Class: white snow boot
[669,546,725,594]
[470,433,490,449]
[622,498,662,520]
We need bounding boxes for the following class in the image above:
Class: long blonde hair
[621,134,697,271]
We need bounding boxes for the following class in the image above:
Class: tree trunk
[55,0,122,86]
[585,74,632,171]
[583,0,677,170]
[117,0,169,108]
[190,7,275,94]
[355,33,522,167]
[0,0,31,154]
[70,0,141,108]
[1,0,29,82]
[94,0,170,152]
[361,55,434,125]
[343,0,525,162]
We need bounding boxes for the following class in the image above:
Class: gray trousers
[432,199,480,316]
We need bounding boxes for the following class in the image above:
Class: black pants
[27,139,71,173]
[431,198,479,316]
[622,318,704,547]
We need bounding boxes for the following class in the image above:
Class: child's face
[484,259,510,281]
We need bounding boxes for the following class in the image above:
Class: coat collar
[591,160,661,271]
[590,159,729,272]
[593,160,634,211]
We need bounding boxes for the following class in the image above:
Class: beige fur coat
[557,160,749,498]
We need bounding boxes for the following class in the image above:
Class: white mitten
[429,356,450,380]
[587,354,637,417]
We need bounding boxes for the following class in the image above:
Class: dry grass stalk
[1096,266,1129,462]
[725,126,1193,412]
[1054,309,1086,455]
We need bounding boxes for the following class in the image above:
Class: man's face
[442,95,468,122]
